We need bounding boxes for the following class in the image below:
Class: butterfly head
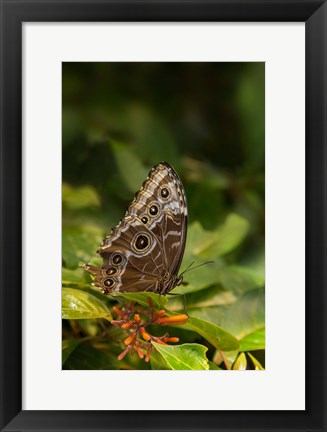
[160,273,183,295]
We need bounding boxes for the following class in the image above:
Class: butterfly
[83,161,188,295]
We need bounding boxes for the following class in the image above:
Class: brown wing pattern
[127,162,188,277]
[83,162,187,294]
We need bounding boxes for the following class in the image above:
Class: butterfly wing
[83,162,187,294]
[84,216,164,293]
[127,162,188,278]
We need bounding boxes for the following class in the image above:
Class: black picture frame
[1,1,326,431]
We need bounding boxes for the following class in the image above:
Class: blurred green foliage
[62,62,265,370]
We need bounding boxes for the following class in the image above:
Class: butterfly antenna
[180,260,214,276]
[180,261,195,275]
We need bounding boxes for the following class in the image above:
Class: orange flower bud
[121,321,134,329]
[139,327,152,341]
[157,340,168,345]
[113,306,124,317]
[124,333,137,345]
[152,337,168,345]
[134,342,144,359]
[117,345,132,361]
[163,336,179,343]
[152,310,166,320]
[154,314,188,326]
[134,314,141,324]
[111,319,124,326]
[145,346,152,362]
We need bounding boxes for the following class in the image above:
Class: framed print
[0,0,326,431]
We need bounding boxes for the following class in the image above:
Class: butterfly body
[83,162,187,295]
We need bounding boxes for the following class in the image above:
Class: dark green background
[63,62,264,235]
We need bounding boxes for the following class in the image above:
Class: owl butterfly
[83,162,187,295]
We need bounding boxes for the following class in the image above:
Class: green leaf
[182,316,239,351]
[233,352,247,370]
[62,288,112,320]
[247,352,265,370]
[185,305,227,327]
[219,265,265,294]
[198,214,249,259]
[221,288,265,340]
[239,327,265,351]
[184,214,249,262]
[150,349,170,370]
[62,339,81,365]
[152,343,209,370]
[213,349,239,369]
[184,222,217,259]
[208,361,221,370]
[188,286,235,307]
[114,292,168,309]
[62,183,100,210]
[173,260,223,294]
[62,267,85,285]
[63,225,104,269]
[171,285,236,310]
[62,235,79,269]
